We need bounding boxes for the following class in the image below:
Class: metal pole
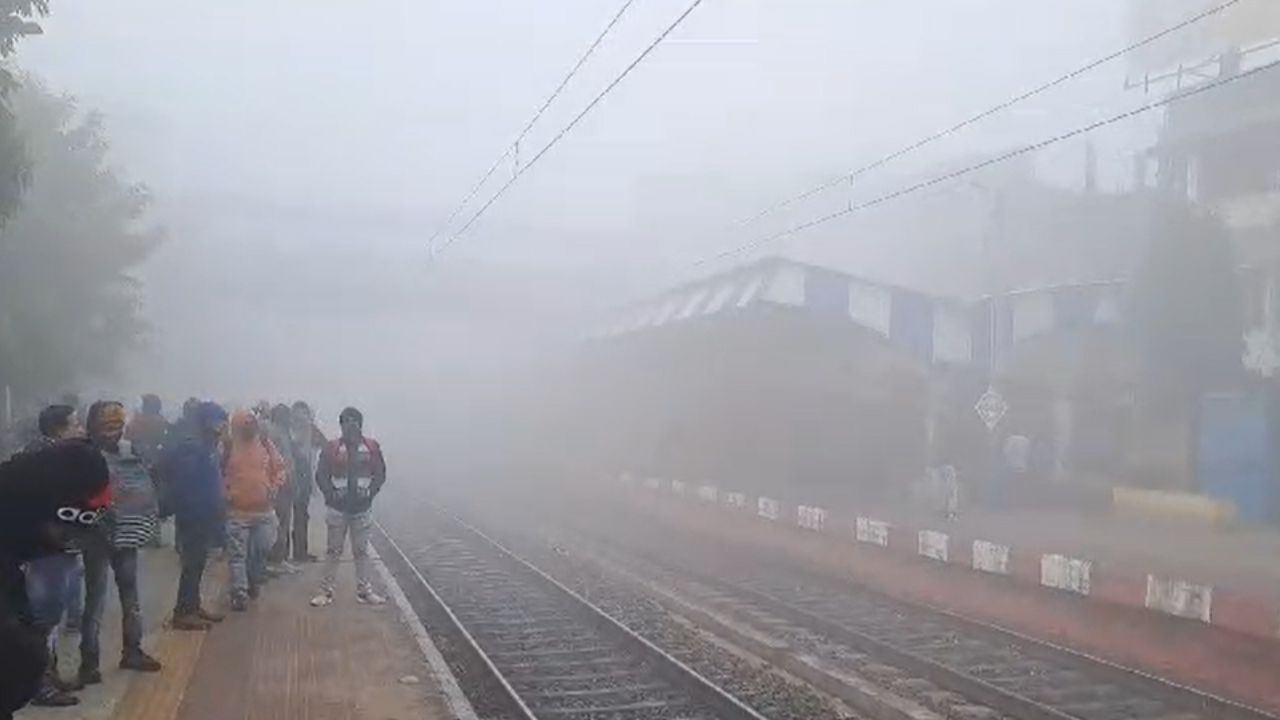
[984,187,1004,507]
[984,188,1003,382]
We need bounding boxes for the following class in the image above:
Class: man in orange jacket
[222,411,285,611]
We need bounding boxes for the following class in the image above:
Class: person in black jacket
[21,405,86,707]
[0,441,110,720]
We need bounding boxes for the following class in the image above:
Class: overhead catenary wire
[732,0,1247,229]
[440,0,707,250]
[696,59,1280,267]
[426,0,639,248]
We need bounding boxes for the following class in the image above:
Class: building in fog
[536,3,1280,521]
[1129,0,1280,376]
[571,256,1130,511]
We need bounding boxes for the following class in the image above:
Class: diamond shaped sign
[974,386,1008,431]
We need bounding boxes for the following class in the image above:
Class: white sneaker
[280,561,303,575]
[310,592,334,607]
[356,590,386,605]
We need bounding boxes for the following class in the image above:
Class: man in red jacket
[310,407,386,607]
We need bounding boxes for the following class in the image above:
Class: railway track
[544,515,1279,720]
[373,507,769,720]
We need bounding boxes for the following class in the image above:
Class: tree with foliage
[0,80,163,403]
[0,1,48,224]
[0,2,46,80]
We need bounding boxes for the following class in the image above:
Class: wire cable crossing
[441,0,707,251]
[732,0,1246,228]
[698,58,1279,266]
[427,0,639,249]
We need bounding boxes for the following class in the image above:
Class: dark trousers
[80,539,142,668]
[174,519,211,616]
[291,493,311,560]
[270,492,294,563]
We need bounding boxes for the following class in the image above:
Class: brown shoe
[120,648,162,672]
[196,607,225,623]
[172,613,212,631]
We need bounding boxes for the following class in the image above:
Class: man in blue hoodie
[159,402,228,631]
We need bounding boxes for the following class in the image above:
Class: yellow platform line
[110,564,228,720]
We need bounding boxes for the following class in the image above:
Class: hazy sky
[17,0,1165,421]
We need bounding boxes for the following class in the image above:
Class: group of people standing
[0,393,390,716]
[166,399,326,622]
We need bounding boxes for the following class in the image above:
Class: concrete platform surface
[18,519,463,720]
[611,472,1280,641]
[855,499,1280,593]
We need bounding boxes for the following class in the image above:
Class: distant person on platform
[998,432,1031,507]
[222,411,286,611]
[288,401,324,563]
[125,394,168,465]
[179,397,200,430]
[311,407,386,607]
[0,441,110,720]
[161,402,229,630]
[939,463,960,521]
[128,394,172,549]
[20,406,87,707]
[80,401,163,683]
[265,404,301,574]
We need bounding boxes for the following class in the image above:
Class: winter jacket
[18,437,82,554]
[20,436,54,455]
[161,432,225,531]
[0,441,112,719]
[222,413,285,517]
[316,436,386,514]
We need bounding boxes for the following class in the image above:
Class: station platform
[603,475,1280,713]
[18,522,468,720]
[617,474,1280,639]
[853,497,1280,594]
[808,492,1280,644]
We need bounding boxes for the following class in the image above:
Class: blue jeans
[64,555,84,629]
[226,515,276,598]
[25,553,78,653]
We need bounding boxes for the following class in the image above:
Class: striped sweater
[101,441,158,549]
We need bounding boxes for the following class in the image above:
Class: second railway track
[373,507,769,720]
[546,511,1280,720]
